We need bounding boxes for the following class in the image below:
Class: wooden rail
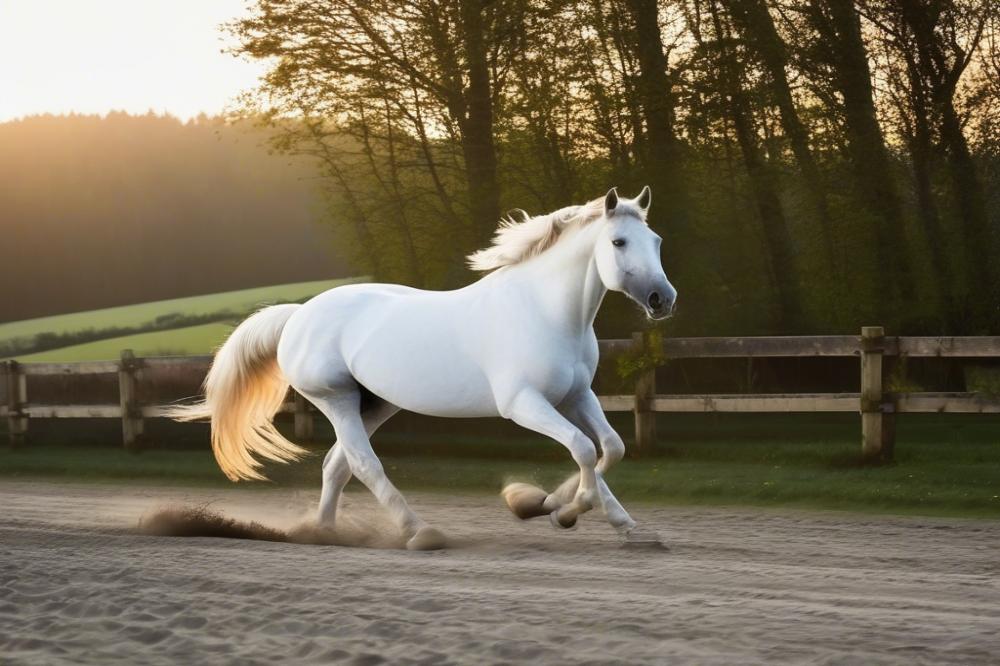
[4,329,1000,459]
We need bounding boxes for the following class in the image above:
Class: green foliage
[227,0,1000,337]
[885,356,923,394]
[965,366,1000,399]
[615,330,668,387]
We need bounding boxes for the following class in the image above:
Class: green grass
[12,323,235,361]
[1,278,363,360]
[3,413,998,518]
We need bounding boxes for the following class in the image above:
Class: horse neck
[516,222,606,333]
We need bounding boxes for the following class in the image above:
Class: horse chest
[499,336,593,400]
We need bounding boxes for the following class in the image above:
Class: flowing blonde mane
[467,196,646,272]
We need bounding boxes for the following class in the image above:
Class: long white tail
[166,304,306,481]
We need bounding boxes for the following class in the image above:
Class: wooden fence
[3,326,1000,459]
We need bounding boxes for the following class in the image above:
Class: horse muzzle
[643,283,676,321]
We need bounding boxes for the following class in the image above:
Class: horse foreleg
[563,391,664,546]
[502,389,598,529]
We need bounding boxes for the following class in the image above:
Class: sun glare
[0,0,266,121]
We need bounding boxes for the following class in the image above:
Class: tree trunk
[587,0,634,183]
[404,74,465,230]
[896,0,995,328]
[811,0,913,303]
[459,0,501,243]
[900,48,956,330]
[710,1,803,327]
[910,114,956,326]
[729,92,804,327]
[624,0,689,238]
[725,0,836,275]
[939,101,994,324]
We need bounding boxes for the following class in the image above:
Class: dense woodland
[0,113,346,323]
[232,0,1000,336]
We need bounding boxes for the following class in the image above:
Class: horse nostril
[647,291,663,311]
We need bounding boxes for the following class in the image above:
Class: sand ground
[1,480,998,665]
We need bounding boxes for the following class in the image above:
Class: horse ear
[635,185,651,210]
[604,187,618,214]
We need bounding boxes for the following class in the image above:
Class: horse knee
[569,434,597,469]
[601,434,625,467]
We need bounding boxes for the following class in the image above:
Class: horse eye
[612,239,626,248]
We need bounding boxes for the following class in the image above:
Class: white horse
[172,187,676,550]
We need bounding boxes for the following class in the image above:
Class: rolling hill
[2,278,363,362]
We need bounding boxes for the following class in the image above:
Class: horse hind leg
[309,390,445,550]
[316,398,400,528]
[317,444,351,527]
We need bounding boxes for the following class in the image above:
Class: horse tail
[165,304,306,481]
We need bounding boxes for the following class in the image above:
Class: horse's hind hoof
[502,483,550,520]
[406,526,447,551]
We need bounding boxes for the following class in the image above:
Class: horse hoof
[622,528,668,551]
[406,526,447,551]
[549,508,577,530]
[502,483,551,520]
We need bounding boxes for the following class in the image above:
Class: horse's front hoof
[502,482,551,520]
[622,528,668,551]
[406,526,447,551]
[549,507,577,530]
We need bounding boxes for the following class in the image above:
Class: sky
[0,0,267,122]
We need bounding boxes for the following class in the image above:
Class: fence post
[293,390,314,441]
[5,360,28,448]
[860,326,887,461]
[118,349,144,450]
[632,331,656,456]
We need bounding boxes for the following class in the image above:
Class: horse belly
[344,324,499,418]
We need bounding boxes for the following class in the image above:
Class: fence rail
[4,327,1000,459]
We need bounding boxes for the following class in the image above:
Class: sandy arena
[1,480,998,664]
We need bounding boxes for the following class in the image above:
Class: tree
[723,0,836,274]
[893,0,995,328]
[231,0,506,255]
[221,0,1000,335]
[624,0,691,242]
[690,0,805,327]
[802,0,915,307]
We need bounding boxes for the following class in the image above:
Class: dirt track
[1,480,998,664]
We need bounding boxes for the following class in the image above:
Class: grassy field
[1,278,362,361]
[3,414,998,518]
[12,323,234,362]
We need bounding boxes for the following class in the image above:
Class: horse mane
[466,195,646,272]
